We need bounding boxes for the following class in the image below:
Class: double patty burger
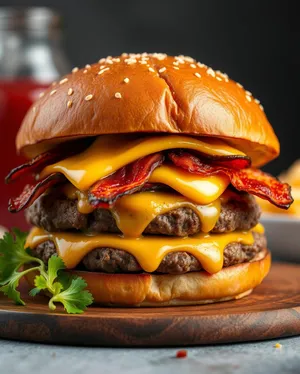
[6,53,293,306]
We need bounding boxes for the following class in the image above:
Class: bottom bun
[26,248,271,307]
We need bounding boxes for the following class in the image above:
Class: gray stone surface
[0,336,300,374]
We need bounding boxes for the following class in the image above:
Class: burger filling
[6,134,293,278]
[26,189,261,236]
[31,231,266,275]
[25,188,264,274]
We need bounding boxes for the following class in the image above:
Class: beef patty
[31,232,266,275]
[26,191,261,236]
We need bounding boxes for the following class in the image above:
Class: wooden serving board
[0,262,300,347]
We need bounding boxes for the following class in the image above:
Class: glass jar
[0,7,70,230]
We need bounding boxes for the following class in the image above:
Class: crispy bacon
[212,157,250,170]
[8,173,65,213]
[5,139,92,184]
[197,154,251,170]
[5,152,62,184]
[89,153,164,208]
[169,151,293,209]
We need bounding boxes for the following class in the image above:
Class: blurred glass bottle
[0,7,70,229]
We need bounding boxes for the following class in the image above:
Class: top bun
[17,53,279,167]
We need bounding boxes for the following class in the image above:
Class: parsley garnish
[0,229,93,314]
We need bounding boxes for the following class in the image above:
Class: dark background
[1,0,299,174]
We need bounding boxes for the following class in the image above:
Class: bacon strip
[169,151,293,209]
[8,173,65,213]
[5,151,66,184]
[5,139,92,184]
[211,157,250,170]
[88,153,164,208]
[197,154,251,170]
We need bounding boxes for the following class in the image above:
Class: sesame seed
[123,77,130,83]
[32,106,36,113]
[190,64,196,68]
[245,90,252,96]
[139,60,147,64]
[113,58,120,62]
[99,58,106,63]
[197,62,206,68]
[152,53,167,61]
[206,68,216,77]
[85,64,91,69]
[148,67,155,72]
[236,82,243,88]
[220,72,229,80]
[83,69,88,74]
[173,66,179,70]
[106,60,113,64]
[121,53,128,57]
[39,92,45,98]
[194,72,201,78]
[173,61,179,66]
[98,67,110,75]
[60,78,68,85]
[125,58,137,65]
[67,100,73,108]
[72,67,79,73]
[216,77,222,81]
[254,98,260,104]
[259,104,264,111]
[175,56,185,64]
[159,67,166,73]
[183,56,194,62]
[115,92,122,99]
[107,55,112,59]
[99,65,105,69]
[50,90,57,96]
[68,88,74,96]
[85,94,93,101]
[246,95,252,102]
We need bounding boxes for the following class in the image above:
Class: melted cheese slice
[63,186,221,237]
[26,225,264,274]
[40,134,244,191]
[150,165,229,205]
[61,162,230,211]
[111,191,221,237]
[63,184,94,214]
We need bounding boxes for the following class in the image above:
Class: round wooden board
[0,262,300,347]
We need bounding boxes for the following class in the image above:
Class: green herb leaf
[29,287,41,297]
[49,277,93,314]
[0,266,40,305]
[0,270,25,305]
[0,230,93,314]
[47,255,65,286]
[0,229,40,284]
[33,274,48,290]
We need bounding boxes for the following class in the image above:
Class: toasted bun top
[17,53,279,166]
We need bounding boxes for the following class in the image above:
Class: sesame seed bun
[25,248,270,307]
[16,53,279,167]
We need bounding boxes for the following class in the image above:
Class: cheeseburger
[6,53,293,306]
